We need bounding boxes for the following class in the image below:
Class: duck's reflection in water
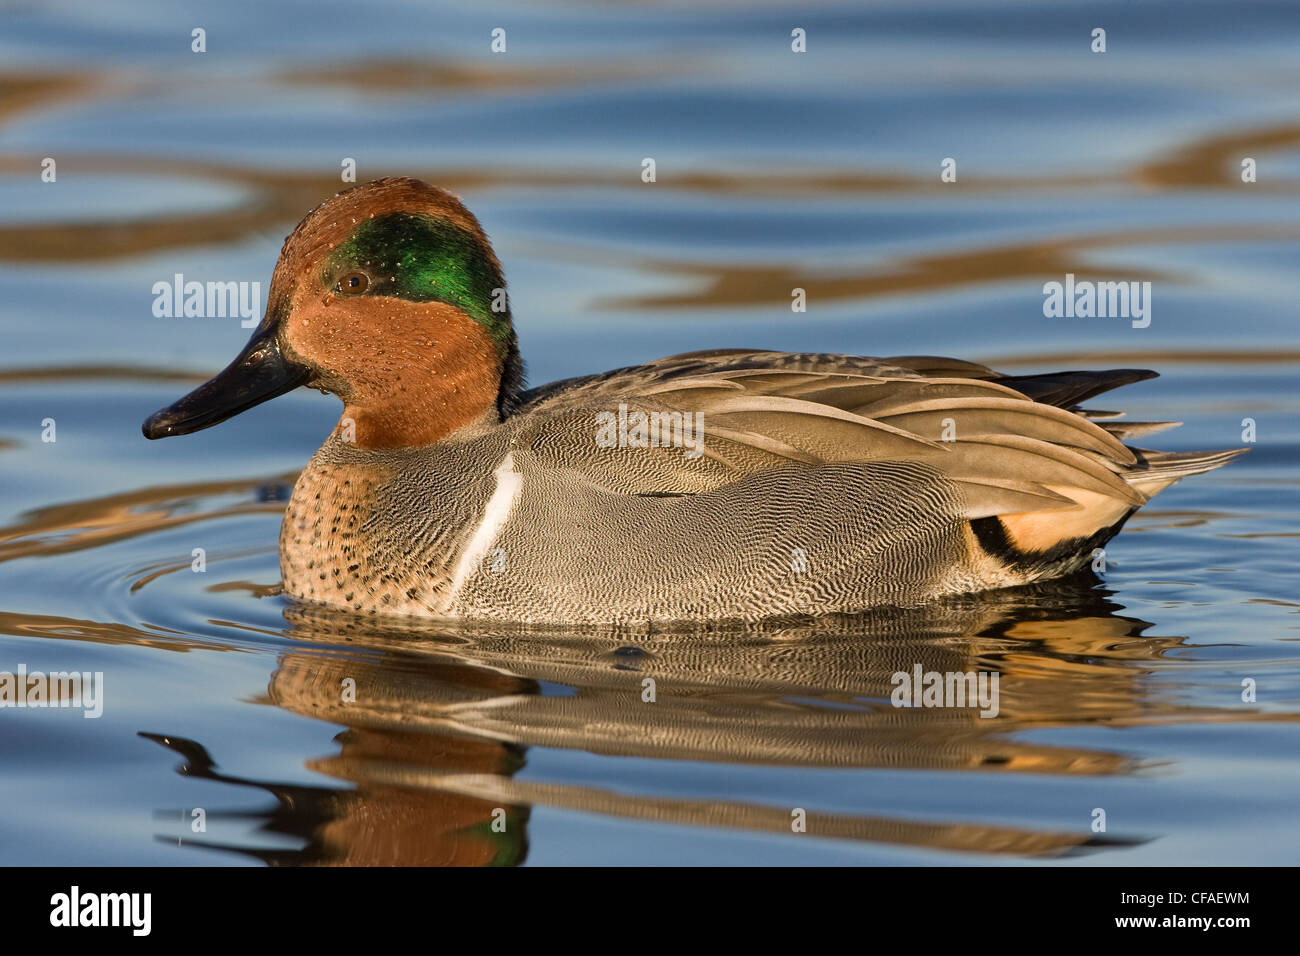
[143,576,1229,864]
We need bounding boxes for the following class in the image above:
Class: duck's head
[142,177,522,449]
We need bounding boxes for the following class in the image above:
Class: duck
[142,177,1243,625]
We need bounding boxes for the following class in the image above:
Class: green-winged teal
[143,177,1243,624]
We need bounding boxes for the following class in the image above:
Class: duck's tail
[966,368,1246,580]
[1121,446,1249,496]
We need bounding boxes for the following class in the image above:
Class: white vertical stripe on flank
[448,451,522,599]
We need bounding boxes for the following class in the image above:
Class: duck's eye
[336,272,369,295]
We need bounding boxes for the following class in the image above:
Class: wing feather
[511,350,1165,517]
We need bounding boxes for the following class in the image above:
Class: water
[1,0,1298,865]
